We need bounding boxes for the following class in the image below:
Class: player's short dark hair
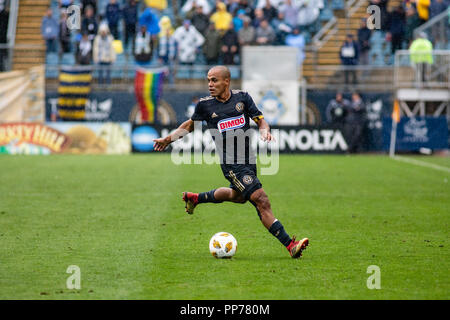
[210,66,231,80]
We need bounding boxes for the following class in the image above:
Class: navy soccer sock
[198,189,223,204]
[268,219,292,247]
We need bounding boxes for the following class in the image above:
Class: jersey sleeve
[190,101,205,121]
[244,92,264,122]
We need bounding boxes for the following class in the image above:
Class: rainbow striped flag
[57,66,92,120]
[134,68,165,123]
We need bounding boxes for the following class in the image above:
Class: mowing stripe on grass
[392,156,450,174]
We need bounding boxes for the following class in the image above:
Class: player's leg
[249,188,309,259]
[209,187,247,203]
[182,187,246,214]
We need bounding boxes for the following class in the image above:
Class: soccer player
[153,66,309,258]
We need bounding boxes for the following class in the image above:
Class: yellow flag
[392,100,400,123]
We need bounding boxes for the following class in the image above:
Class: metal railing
[44,63,242,91]
[394,50,450,89]
[413,8,450,49]
[42,62,398,92]
[308,64,395,91]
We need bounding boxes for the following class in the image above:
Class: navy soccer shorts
[221,164,262,200]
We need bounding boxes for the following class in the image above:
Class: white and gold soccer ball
[209,232,237,259]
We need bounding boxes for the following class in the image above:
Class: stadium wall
[45,89,394,152]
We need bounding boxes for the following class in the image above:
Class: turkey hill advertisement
[0,123,70,155]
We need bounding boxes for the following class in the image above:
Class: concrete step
[15,33,45,41]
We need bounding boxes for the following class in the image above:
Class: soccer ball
[209,232,237,259]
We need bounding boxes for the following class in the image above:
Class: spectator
[238,16,256,46]
[345,92,366,153]
[123,0,138,53]
[409,32,433,84]
[297,0,323,29]
[416,0,431,24]
[203,23,222,65]
[252,8,265,28]
[233,9,246,32]
[429,0,449,48]
[271,11,292,44]
[402,0,415,11]
[81,0,97,17]
[262,0,278,22]
[105,0,121,39]
[210,2,233,34]
[387,6,406,55]
[59,11,71,55]
[173,20,205,65]
[182,0,212,15]
[0,6,8,71]
[285,27,305,66]
[76,32,93,65]
[281,0,299,28]
[227,0,241,15]
[237,0,255,20]
[357,18,372,65]
[41,8,59,54]
[326,92,350,125]
[158,16,176,65]
[138,7,161,37]
[158,16,176,85]
[59,0,74,10]
[221,21,240,65]
[340,34,359,85]
[256,0,285,9]
[134,25,153,65]
[405,6,421,46]
[369,0,389,31]
[189,5,210,36]
[93,23,116,85]
[81,5,98,42]
[255,19,276,45]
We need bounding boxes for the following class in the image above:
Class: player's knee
[251,190,270,211]
[233,197,247,204]
[231,190,247,203]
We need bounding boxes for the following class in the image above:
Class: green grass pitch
[0,154,449,299]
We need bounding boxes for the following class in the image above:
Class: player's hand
[259,129,275,142]
[153,136,171,151]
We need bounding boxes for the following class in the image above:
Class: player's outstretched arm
[153,119,195,151]
[256,118,275,142]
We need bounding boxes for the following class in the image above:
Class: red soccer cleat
[182,192,199,215]
[286,236,309,259]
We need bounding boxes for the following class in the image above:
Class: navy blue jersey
[191,90,264,166]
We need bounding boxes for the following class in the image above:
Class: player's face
[207,70,229,97]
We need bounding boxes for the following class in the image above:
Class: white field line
[392,156,450,174]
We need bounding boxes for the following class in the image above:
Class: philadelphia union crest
[242,175,253,185]
[235,102,244,113]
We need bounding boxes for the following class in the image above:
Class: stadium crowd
[39,0,449,74]
[41,0,328,70]
[351,0,449,66]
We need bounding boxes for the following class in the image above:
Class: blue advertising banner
[132,124,350,154]
[383,117,449,151]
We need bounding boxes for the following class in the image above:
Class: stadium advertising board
[47,122,132,154]
[382,116,449,151]
[0,123,71,155]
[0,122,131,155]
[132,124,349,154]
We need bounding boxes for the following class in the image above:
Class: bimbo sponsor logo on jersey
[217,114,246,133]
